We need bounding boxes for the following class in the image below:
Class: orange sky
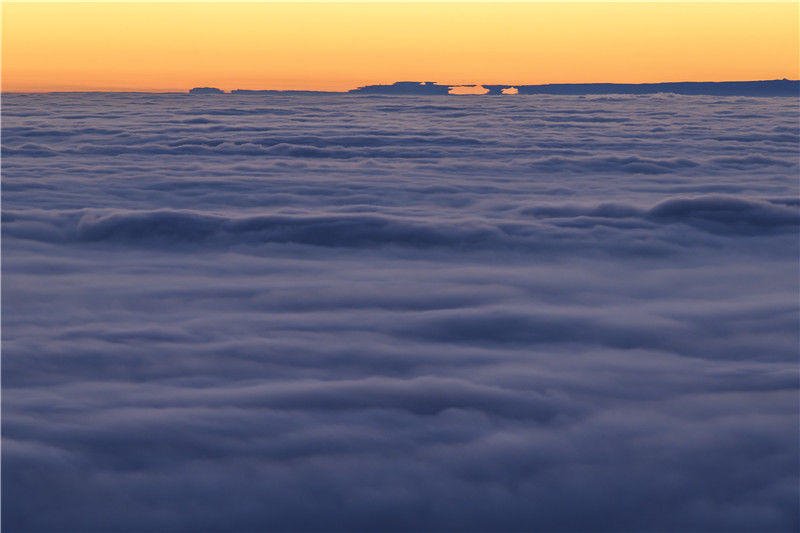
[2,1,798,92]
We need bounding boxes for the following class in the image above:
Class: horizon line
[3,78,799,95]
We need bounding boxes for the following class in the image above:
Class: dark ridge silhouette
[188,87,225,95]
[511,79,800,96]
[351,79,798,96]
[482,85,509,95]
[190,79,799,97]
[348,81,451,95]
[230,89,338,95]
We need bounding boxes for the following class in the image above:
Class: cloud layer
[2,93,798,532]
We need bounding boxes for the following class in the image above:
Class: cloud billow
[2,92,798,532]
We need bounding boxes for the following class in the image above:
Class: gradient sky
[2,1,798,92]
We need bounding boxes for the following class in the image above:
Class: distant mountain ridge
[190,79,800,97]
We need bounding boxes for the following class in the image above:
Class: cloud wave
[2,93,798,532]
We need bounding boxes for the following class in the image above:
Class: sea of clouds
[2,93,799,532]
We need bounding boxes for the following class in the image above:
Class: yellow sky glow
[2,2,798,92]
